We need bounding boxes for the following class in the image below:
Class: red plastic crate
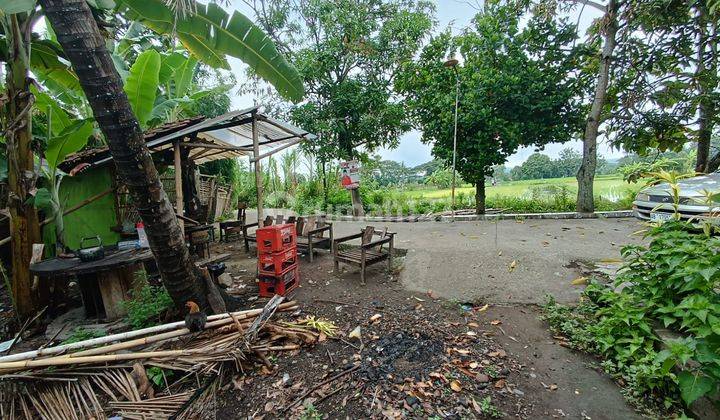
[258,247,298,275]
[257,224,297,253]
[258,266,299,297]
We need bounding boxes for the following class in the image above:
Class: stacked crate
[256,224,299,297]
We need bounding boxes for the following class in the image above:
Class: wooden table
[30,248,155,320]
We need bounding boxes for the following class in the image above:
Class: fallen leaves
[490,320,502,326]
[571,276,588,286]
[450,380,462,392]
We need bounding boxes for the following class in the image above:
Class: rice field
[399,174,636,203]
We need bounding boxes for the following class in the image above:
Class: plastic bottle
[136,222,149,248]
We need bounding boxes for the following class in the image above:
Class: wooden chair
[296,215,333,262]
[219,202,247,242]
[332,226,395,284]
[243,215,277,252]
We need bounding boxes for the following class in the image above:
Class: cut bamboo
[0,348,217,370]
[0,301,296,363]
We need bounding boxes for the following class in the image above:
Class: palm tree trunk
[3,13,44,319]
[576,0,617,213]
[39,0,208,310]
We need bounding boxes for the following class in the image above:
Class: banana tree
[31,84,94,253]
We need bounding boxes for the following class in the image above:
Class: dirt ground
[209,228,642,419]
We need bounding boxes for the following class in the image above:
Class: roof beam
[250,136,306,163]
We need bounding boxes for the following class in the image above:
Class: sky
[227,0,626,168]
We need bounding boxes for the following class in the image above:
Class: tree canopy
[395,0,589,213]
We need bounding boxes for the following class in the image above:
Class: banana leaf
[120,0,304,102]
[124,49,161,127]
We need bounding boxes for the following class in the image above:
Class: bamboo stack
[0,297,318,419]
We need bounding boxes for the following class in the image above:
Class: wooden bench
[332,226,395,284]
[243,215,333,261]
[295,216,333,262]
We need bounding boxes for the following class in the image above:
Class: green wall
[43,166,120,253]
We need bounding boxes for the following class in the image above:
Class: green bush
[121,282,174,329]
[543,221,720,415]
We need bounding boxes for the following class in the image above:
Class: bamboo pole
[0,301,296,363]
[252,111,264,225]
[0,348,216,371]
[174,140,184,231]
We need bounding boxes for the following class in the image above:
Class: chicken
[184,301,207,332]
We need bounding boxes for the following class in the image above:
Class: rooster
[184,301,207,332]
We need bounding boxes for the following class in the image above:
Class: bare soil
[210,240,640,419]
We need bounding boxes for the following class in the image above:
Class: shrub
[121,280,174,329]
[543,220,720,415]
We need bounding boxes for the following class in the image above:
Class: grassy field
[400,174,635,202]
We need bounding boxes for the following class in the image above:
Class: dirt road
[332,217,643,304]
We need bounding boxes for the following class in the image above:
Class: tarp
[42,167,120,254]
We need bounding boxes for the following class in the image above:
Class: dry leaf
[349,326,362,340]
[494,379,506,389]
[467,321,480,328]
[476,304,489,313]
[369,313,382,323]
[508,260,517,272]
[571,276,588,285]
[466,331,477,337]
[490,320,502,325]
[471,397,482,414]
[450,380,462,392]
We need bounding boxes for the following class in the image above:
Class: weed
[299,402,322,420]
[477,396,502,418]
[121,272,174,329]
[146,366,173,387]
[61,327,105,345]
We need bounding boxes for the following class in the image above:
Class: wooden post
[252,112,264,225]
[174,140,184,231]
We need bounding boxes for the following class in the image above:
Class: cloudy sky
[227,0,626,167]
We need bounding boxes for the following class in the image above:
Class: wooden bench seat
[333,226,395,284]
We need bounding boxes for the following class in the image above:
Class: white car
[633,172,720,223]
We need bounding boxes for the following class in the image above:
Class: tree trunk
[40,0,208,310]
[576,0,618,213]
[3,14,44,319]
[475,181,486,215]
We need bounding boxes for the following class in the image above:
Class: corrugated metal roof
[61,108,315,169]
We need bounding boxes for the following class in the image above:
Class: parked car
[633,172,720,223]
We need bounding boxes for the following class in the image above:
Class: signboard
[340,160,360,190]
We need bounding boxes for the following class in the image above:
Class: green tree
[608,0,719,173]
[556,147,582,178]
[516,153,556,180]
[247,0,435,215]
[396,1,587,213]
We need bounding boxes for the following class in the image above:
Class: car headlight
[636,193,650,202]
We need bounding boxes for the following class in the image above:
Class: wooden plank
[97,267,134,321]
[195,253,232,268]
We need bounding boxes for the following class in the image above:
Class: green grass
[401,174,632,201]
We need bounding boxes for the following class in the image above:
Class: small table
[30,248,155,320]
